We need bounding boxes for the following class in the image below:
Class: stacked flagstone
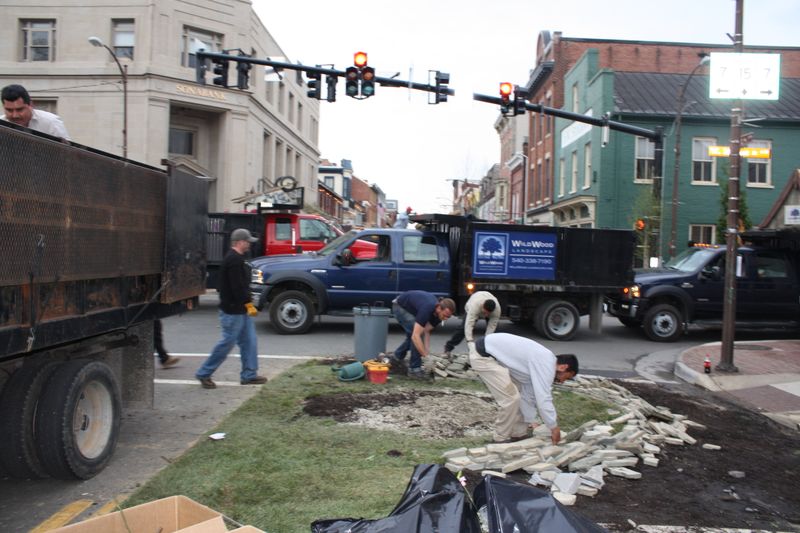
[428,352,481,380]
[441,375,707,505]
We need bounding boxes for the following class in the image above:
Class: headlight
[251,268,264,284]
[621,285,640,299]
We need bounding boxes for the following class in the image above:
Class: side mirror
[339,248,354,266]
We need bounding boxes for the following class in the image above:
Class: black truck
[0,121,206,479]
[606,233,800,341]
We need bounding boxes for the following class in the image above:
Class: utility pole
[718,0,744,372]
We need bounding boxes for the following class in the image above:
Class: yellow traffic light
[635,219,646,231]
[354,51,368,69]
[499,82,513,98]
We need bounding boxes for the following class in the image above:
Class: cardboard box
[51,495,227,533]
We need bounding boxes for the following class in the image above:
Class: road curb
[674,360,722,391]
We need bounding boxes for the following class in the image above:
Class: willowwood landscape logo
[473,231,557,280]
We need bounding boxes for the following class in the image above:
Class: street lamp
[668,53,710,258]
[88,36,128,159]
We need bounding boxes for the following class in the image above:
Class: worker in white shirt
[444,291,500,356]
[469,333,578,445]
[1,84,70,140]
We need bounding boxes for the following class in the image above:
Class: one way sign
[709,52,781,101]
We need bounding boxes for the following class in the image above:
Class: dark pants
[444,316,488,352]
[154,319,168,363]
[392,302,423,369]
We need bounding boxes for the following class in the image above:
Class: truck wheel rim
[72,381,114,459]
[548,309,575,335]
[653,312,676,336]
[279,300,307,327]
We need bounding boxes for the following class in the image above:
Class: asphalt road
[2,293,795,532]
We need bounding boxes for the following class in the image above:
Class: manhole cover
[733,344,773,351]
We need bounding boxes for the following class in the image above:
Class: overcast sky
[253,0,798,214]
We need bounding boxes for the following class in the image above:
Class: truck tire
[643,303,684,342]
[0,361,62,478]
[535,300,580,341]
[269,290,314,334]
[34,360,121,480]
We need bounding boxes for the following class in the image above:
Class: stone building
[0,0,321,212]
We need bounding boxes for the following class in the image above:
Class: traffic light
[307,71,321,99]
[354,51,368,69]
[434,71,450,104]
[195,51,208,84]
[499,82,513,114]
[212,58,229,87]
[513,86,527,115]
[360,66,375,98]
[326,75,337,102]
[236,59,251,89]
[345,67,359,98]
[635,218,646,231]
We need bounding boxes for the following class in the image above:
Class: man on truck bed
[390,290,455,378]
[196,228,267,389]
[469,333,578,445]
[1,84,70,140]
[444,291,500,356]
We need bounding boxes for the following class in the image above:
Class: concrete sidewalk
[675,339,800,429]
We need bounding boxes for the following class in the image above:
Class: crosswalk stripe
[29,499,93,532]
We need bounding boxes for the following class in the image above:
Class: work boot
[160,356,180,368]
[406,367,430,380]
[241,376,268,385]
[198,377,216,389]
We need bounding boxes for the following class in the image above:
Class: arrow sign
[709,52,781,101]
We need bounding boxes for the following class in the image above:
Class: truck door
[738,250,800,319]
[396,234,450,297]
[298,217,340,253]
[267,216,295,255]
[692,253,727,319]
[325,233,398,308]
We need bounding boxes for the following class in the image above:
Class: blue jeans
[196,311,259,381]
[392,303,422,369]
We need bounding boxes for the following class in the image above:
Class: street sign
[708,146,772,158]
[709,52,780,100]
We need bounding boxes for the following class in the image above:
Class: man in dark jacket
[391,290,455,378]
[196,228,267,389]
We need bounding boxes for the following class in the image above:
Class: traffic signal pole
[195,50,454,101]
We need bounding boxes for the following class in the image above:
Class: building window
[21,20,56,62]
[545,93,553,136]
[746,140,772,186]
[33,99,58,114]
[634,136,655,182]
[324,176,335,189]
[182,27,222,68]
[692,137,717,183]
[571,83,579,112]
[544,156,551,202]
[583,142,592,189]
[558,158,565,197]
[689,224,715,245]
[112,19,134,59]
[168,127,195,156]
[297,102,303,131]
[278,82,286,114]
[570,151,578,193]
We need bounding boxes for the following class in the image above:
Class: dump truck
[0,121,206,479]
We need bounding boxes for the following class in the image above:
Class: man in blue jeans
[391,290,456,378]
[196,228,267,389]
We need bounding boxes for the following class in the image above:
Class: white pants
[469,345,529,442]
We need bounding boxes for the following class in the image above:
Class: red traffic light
[499,82,513,98]
[635,219,646,231]
[354,51,368,68]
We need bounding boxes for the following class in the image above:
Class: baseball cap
[231,228,258,243]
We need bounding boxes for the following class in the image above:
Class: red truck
[206,210,343,288]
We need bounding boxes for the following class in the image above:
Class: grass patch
[126,362,613,532]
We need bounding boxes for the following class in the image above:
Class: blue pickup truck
[606,236,800,341]
[250,215,635,340]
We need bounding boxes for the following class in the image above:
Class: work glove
[245,302,258,317]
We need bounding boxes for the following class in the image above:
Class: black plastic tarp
[473,472,608,533]
[310,464,606,533]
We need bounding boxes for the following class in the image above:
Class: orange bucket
[364,360,389,384]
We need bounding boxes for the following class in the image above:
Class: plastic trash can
[353,304,391,362]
